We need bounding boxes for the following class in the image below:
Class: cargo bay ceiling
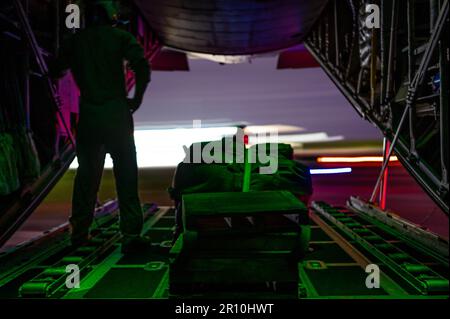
[133,0,329,55]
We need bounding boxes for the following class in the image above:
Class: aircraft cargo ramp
[0,198,447,299]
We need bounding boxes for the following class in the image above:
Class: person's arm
[123,32,151,111]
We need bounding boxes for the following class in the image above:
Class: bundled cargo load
[234,142,312,199]
[169,138,312,233]
[170,140,312,199]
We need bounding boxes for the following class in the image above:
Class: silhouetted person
[51,2,151,254]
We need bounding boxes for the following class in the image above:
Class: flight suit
[52,25,151,243]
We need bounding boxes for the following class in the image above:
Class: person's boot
[70,233,92,249]
[121,235,152,254]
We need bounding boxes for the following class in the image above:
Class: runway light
[249,132,344,144]
[317,156,399,163]
[277,132,344,143]
[310,167,352,175]
[69,126,238,169]
[244,124,305,134]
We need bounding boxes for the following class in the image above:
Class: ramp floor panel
[303,266,388,296]
[0,204,447,299]
[117,248,170,265]
[144,229,174,243]
[306,243,356,263]
[84,268,166,299]
[309,227,333,241]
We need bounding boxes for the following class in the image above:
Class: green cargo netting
[0,133,20,195]
[170,141,312,202]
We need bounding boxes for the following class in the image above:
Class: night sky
[135,55,382,141]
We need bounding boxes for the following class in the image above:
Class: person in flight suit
[51,1,151,254]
